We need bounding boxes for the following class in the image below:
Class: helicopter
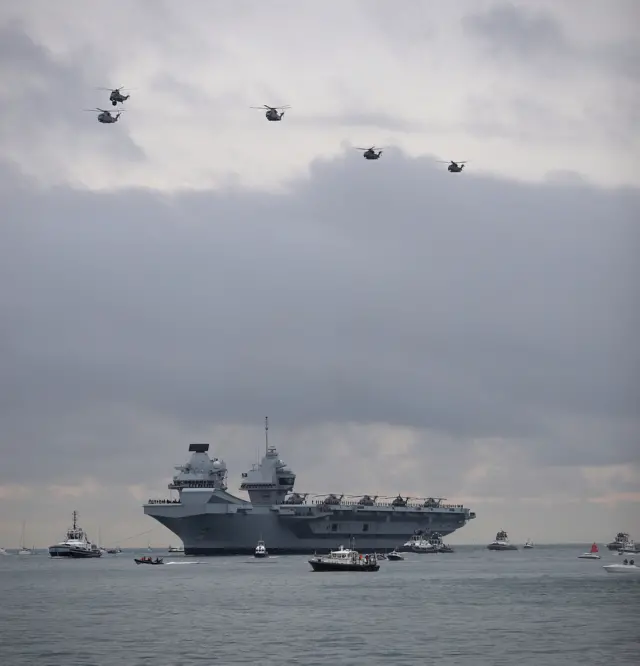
[96,86,133,106]
[83,108,125,123]
[250,104,290,121]
[437,160,468,173]
[354,146,384,160]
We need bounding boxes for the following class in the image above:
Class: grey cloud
[463,2,640,84]
[1,148,638,488]
[462,4,567,60]
[0,22,146,166]
[291,112,426,133]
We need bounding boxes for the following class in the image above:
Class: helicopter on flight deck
[84,108,125,124]
[437,160,468,173]
[354,146,385,160]
[97,87,133,106]
[250,104,290,121]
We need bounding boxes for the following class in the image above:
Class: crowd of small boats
[4,514,638,578]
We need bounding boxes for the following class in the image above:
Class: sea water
[0,544,638,665]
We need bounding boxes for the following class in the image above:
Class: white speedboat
[387,550,404,561]
[578,543,600,559]
[523,539,533,549]
[0,547,8,556]
[168,544,185,553]
[254,539,268,559]
[48,511,102,558]
[487,530,518,551]
[603,560,639,575]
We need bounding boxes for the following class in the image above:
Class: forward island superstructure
[143,420,476,555]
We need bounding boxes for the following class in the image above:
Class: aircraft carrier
[143,421,476,555]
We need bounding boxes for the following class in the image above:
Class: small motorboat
[603,559,639,575]
[309,544,379,572]
[168,544,184,553]
[578,543,600,559]
[523,539,534,549]
[135,556,164,565]
[387,550,404,561]
[254,540,268,559]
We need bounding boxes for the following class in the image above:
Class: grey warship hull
[145,490,473,555]
[144,436,475,555]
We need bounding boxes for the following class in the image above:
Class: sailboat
[18,521,34,555]
[578,543,600,559]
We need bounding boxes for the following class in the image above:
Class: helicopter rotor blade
[96,86,135,92]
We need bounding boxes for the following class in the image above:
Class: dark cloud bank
[1,148,639,487]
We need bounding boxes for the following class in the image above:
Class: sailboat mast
[265,416,269,455]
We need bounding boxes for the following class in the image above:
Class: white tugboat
[168,544,185,553]
[606,532,635,552]
[48,511,102,558]
[487,530,518,551]
[254,539,268,558]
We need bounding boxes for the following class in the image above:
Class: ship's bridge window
[363,524,369,532]
[331,524,337,532]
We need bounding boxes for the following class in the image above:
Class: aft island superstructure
[143,423,476,555]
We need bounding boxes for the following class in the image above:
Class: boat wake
[165,561,205,565]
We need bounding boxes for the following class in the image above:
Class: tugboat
[430,532,454,553]
[487,530,518,551]
[578,543,600,560]
[48,511,102,558]
[606,532,635,552]
[168,544,184,553]
[135,556,164,565]
[309,540,379,572]
[254,539,268,559]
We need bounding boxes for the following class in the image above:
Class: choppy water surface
[1,545,638,665]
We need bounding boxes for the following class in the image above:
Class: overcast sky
[0,0,638,548]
